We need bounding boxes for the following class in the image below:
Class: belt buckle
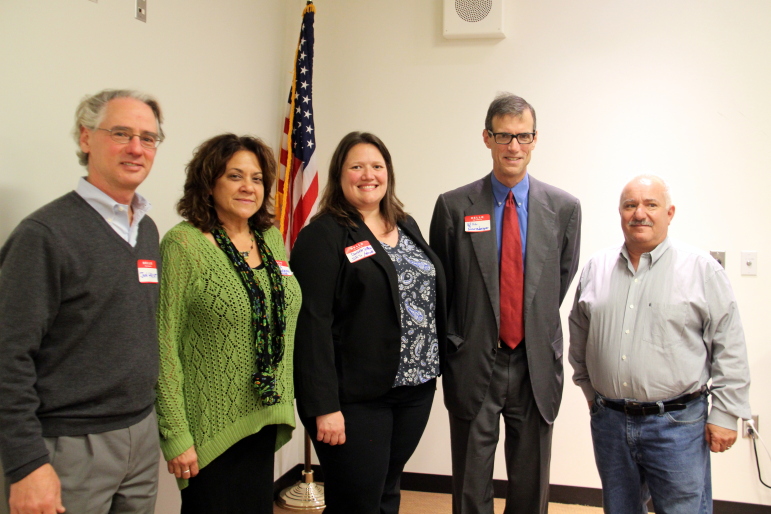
[624,401,642,415]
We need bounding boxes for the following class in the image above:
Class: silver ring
[183,470,190,474]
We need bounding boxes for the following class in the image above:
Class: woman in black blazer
[291,132,446,514]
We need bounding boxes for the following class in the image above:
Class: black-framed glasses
[487,130,535,145]
[97,127,163,149]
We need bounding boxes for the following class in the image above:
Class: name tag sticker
[137,260,158,284]
[465,214,491,232]
[345,241,376,263]
[275,260,293,276]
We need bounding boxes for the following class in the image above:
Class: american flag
[276,1,318,253]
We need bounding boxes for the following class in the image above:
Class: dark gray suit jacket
[430,173,581,424]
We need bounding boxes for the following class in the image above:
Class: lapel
[466,174,500,317]
[523,176,556,316]
[348,219,401,320]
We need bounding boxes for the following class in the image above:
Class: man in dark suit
[430,93,581,513]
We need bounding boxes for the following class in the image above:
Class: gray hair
[621,174,673,208]
[484,92,537,132]
[72,89,164,167]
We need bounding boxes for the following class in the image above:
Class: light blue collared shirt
[75,177,151,247]
[491,172,529,264]
[569,237,751,428]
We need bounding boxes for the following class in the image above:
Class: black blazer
[291,213,446,419]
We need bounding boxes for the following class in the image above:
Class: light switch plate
[740,251,757,276]
[709,251,725,268]
[135,0,147,22]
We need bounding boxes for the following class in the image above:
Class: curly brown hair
[177,134,277,233]
[316,131,405,231]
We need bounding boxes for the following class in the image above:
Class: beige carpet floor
[274,489,602,513]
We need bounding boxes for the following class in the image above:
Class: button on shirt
[75,177,151,246]
[491,172,529,263]
[568,237,751,429]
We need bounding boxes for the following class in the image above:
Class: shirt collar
[620,237,672,267]
[491,172,530,206]
[75,177,151,223]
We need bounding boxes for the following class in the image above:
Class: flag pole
[276,431,324,510]
[276,1,324,509]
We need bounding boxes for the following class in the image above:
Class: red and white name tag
[465,214,491,232]
[275,260,293,276]
[345,241,376,263]
[137,260,158,284]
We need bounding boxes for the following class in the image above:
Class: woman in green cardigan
[155,134,300,513]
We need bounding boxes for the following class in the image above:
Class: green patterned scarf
[212,223,286,405]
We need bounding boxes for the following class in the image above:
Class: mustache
[628,220,654,227]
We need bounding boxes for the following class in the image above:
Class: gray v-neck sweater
[0,192,161,482]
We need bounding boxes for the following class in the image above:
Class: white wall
[0,1,304,512]
[1,0,770,510]
[301,0,771,507]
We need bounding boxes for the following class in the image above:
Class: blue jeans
[590,392,711,514]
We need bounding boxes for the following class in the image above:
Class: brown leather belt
[601,388,705,416]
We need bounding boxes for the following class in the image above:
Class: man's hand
[9,463,65,514]
[705,423,737,453]
[167,446,200,479]
[316,411,346,445]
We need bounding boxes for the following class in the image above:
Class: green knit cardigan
[155,221,300,489]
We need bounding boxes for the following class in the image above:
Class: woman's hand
[316,411,346,445]
[167,446,200,479]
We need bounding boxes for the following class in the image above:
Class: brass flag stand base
[275,431,325,510]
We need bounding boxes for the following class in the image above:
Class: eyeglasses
[97,127,163,149]
[487,130,535,145]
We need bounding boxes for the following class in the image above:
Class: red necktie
[499,191,524,349]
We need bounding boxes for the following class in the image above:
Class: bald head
[620,175,672,209]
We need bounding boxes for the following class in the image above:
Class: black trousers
[302,379,436,514]
[180,424,277,514]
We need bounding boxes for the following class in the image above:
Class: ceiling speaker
[443,0,505,39]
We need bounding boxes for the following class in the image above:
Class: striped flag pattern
[276,1,318,253]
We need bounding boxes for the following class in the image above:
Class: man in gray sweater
[0,89,165,514]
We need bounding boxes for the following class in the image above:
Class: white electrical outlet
[743,415,759,438]
[135,0,147,22]
[710,251,725,268]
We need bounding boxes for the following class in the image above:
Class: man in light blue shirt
[569,174,751,513]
